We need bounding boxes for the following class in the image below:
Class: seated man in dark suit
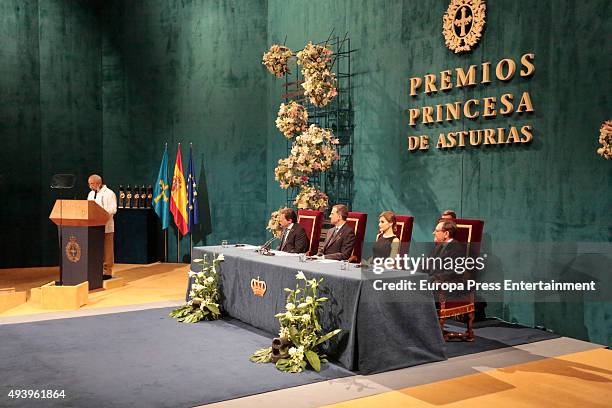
[440,209,457,220]
[317,204,356,260]
[277,208,309,253]
[428,219,466,283]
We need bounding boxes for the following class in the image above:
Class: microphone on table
[257,236,278,255]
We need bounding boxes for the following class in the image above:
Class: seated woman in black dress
[372,211,400,260]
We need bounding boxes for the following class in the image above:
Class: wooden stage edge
[0,262,189,317]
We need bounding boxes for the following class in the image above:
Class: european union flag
[153,147,170,229]
[186,146,200,232]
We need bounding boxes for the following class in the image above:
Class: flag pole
[177,229,180,263]
[189,141,193,262]
[165,141,169,262]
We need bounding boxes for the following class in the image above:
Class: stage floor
[1,263,608,407]
[0,262,188,318]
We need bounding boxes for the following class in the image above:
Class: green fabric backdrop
[0,0,609,345]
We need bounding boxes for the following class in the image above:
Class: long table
[189,246,446,374]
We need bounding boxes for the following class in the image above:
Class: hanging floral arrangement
[291,124,340,172]
[294,185,329,211]
[296,42,333,74]
[274,156,308,189]
[266,207,286,238]
[262,44,294,78]
[276,101,309,139]
[302,69,338,107]
[597,120,612,159]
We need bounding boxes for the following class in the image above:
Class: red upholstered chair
[346,212,367,263]
[394,215,414,256]
[437,218,485,342]
[297,209,323,256]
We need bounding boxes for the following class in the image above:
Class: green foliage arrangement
[169,254,224,323]
[250,271,341,373]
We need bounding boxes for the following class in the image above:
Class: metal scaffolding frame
[280,34,356,214]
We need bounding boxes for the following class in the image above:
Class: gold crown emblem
[443,0,486,54]
[250,276,267,297]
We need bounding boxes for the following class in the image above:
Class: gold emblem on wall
[251,276,267,297]
[443,0,486,53]
[65,235,81,263]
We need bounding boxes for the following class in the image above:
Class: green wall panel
[101,0,269,262]
[265,0,611,345]
[38,0,103,264]
[0,0,101,268]
[1,0,609,346]
[0,0,42,267]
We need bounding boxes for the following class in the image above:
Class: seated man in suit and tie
[428,219,466,282]
[277,208,310,253]
[317,204,356,260]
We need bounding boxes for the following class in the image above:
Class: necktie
[281,228,290,250]
[94,191,97,199]
[329,227,339,242]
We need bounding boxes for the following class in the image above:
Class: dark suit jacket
[318,223,356,260]
[427,239,467,282]
[278,223,309,253]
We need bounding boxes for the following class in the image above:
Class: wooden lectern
[49,200,109,290]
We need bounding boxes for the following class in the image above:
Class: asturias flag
[170,144,189,236]
[186,146,200,232]
[153,147,170,229]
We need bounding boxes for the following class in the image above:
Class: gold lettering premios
[407,53,536,151]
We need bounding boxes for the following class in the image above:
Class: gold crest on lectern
[443,0,486,53]
[65,235,81,263]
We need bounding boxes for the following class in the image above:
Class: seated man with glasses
[428,219,466,282]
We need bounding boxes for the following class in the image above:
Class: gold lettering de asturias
[407,53,536,151]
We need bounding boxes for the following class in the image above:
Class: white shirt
[281,223,294,247]
[87,185,117,233]
[332,223,344,236]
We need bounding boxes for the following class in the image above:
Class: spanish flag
[170,144,189,236]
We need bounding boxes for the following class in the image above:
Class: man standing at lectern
[87,174,117,279]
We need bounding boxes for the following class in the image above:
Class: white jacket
[87,185,117,233]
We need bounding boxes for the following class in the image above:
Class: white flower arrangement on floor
[169,254,224,323]
[250,272,341,373]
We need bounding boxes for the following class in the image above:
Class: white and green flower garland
[169,253,224,323]
[250,271,341,373]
